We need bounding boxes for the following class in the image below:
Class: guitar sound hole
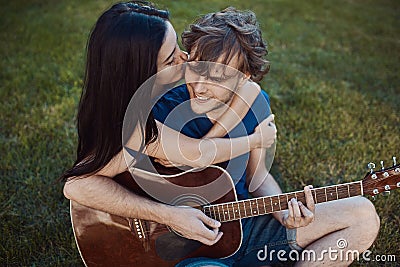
[167,194,209,237]
[156,194,208,260]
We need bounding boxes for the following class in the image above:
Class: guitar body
[70,165,242,267]
[70,157,400,266]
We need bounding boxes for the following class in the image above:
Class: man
[152,7,380,266]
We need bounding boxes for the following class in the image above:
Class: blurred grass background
[0,0,398,266]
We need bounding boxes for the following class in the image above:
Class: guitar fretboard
[202,181,363,222]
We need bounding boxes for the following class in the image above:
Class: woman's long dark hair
[60,2,169,181]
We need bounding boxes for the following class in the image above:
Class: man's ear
[237,74,249,89]
[237,73,252,89]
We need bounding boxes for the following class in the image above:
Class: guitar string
[120,165,396,237]
[135,185,363,236]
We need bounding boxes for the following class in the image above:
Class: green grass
[1,0,399,266]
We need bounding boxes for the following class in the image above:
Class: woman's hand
[253,114,277,148]
[204,79,260,138]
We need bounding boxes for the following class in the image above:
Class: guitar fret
[341,184,350,199]
[270,197,274,212]
[249,200,253,215]
[347,184,350,198]
[204,206,210,218]
[272,196,279,210]
[262,197,266,214]
[203,206,208,217]
[351,182,362,196]
[251,200,257,215]
[231,203,235,220]
[348,183,356,197]
[326,186,337,201]
[336,186,339,200]
[217,205,221,222]
[264,198,269,214]
[280,195,288,211]
[349,184,354,197]
[313,189,318,204]
[249,200,252,217]
[222,205,226,222]
[357,181,364,195]
[237,202,241,218]
[255,199,260,215]
[224,204,229,221]
[243,201,247,217]
[325,187,328,202]
[278,195,282,210]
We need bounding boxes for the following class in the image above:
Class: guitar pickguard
[155,231,202,260]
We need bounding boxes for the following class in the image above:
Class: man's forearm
[64,175,171,224]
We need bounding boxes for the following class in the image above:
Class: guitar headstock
[362,157,400,196]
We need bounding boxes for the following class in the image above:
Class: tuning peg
[367,162,377,179]
[379,160,390,177]
[371,195,377,201]
[393,156,397,166]
[367,162,376,173]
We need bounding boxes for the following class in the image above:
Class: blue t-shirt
[152,84,271,200]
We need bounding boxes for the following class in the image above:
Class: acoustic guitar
[70,160,400,266]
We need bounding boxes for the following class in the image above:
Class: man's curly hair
[182,7,270,82]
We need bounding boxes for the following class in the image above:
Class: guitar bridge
[128,218,147,239]
[128,218,151,251]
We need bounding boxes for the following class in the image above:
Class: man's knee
[352,197,379,224]
[331,197,380,236]
[350,197,380,244]
[360,197,380,229]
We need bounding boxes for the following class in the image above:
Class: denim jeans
[175,214,303,267]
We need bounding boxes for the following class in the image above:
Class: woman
[61,1,276,248]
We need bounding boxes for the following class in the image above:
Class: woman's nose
[177,50,189,64]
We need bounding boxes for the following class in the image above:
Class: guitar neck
[203,181,363,222]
